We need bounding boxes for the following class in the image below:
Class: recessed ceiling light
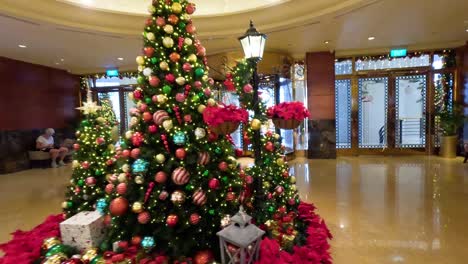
[466,28,468,32]
[60,58,64,62]
[368,36,375,40]
[118,57,124,61]
[324,41,329,44]
[18,44,27,48]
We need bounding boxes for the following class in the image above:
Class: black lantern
[238,20,267,61]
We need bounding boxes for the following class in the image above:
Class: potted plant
[266,102,310,130]
[203,104,249,135]
[437,103,465,158]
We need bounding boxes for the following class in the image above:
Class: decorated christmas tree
[62,90,118,217]
[102,0,245,259]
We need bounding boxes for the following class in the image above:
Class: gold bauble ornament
[207,98,216,106]
[146,32,155,41]
[157,94,168,104]
[276,158,285,166]
[251,119,261,130]
[135,175,144,184]
[122,164,130,173]
[138,65,144,72]
[118,173,127,183]
[197,104,206,113]
[290,176,296,184]
[61,201,68,209]
[130,117,139,127]
[162,119,173,130]
[176,77,186,85]
[72,160,80,169]
[42,237,61,251]
[96,117,106,124]
[159,61,169,71]
[148,5,156,13]
[188,54,197,63]
[263,181,271,188]
[184,38,193,46]
[181,14,190,21]
[163,25,174,34]
[172,2,182,13]
[82,248,99,262]
[163,37,174,48]
[42,253,67,264]
[125,130,133,139]
[202,75,209,82]
[291,185,297,191]
[136,56,145,65]
[156,154,166,163]
[170,190,186,205]
[132,202,144,213]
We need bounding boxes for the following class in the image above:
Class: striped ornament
[197,152,210,165]
[171,167,190,185]
[192,189,207,206]
[153,110,169,125]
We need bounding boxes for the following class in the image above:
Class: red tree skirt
[0,203,331,264]
[0,214,64,264]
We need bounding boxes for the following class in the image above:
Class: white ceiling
[0,0,467,74]
[59,0,288,16]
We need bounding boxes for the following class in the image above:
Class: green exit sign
[390,49,407,57]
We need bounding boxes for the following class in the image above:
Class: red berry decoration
[166,214,178,227]
[175,148,186,160]
[265,141,274,152]
[148,125,158,134]
[197,152,210,165]
[189,213,201,225]
[208,178,220,190]
[149,76,160,87]
[138,211,151,224]
[116,183,127,195]
[171,167,190,185]
[132,132,144,147]
[73,143,80,151]
[218,161,228,171]
[85,176,96,186]
[143,46,155,57]
[155,171,167,183]
[131,148,141,159]
[110,197,128,216]
[153,110,169,125]
[192,189,207,206]
[142,112,152,123]
[193,250,214,264]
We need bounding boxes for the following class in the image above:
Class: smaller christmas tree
[62,89,118,217]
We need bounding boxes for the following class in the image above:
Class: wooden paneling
[306,52,335,120]
[0,57,80,130]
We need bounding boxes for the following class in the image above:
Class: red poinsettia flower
[267,102,310,121]
[202,104,249,126]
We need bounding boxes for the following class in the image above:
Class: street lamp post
[239,20,267,212]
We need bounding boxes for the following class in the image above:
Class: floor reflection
[291,156,468,264]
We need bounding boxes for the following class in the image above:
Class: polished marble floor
[1,156,468,263]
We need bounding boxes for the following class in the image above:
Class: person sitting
[36,128,68,168]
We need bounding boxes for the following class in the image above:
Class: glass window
[358,77,388,148]
[221,91,243,149]
[123,91,137,132]
[293,63,308,151]
[335,59,353,75]
[434,73,454,147]
[279,77,293,153]
[395,75,427,148]
[95,77,137,87]
[335,79,352,149]
[355,54,430,71]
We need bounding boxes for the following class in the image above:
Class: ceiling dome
[59,0,288,16]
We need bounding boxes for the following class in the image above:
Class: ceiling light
[55,62,60,65]
[368,36,375,40]
[466,29,468,32]
[118,57,124,61]
[18,44,27,48]
[324,41,329,44]
[60,58,64,62]
[81,0,94,6]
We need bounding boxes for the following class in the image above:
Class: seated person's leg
[49,149,59,168]
[58,147,69,166]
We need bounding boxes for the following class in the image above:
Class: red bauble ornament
[175,93,186,102]
[122,149,130,158]
[208,78,215,86]
[85,176,96,186]
[186,3,196,14]
[193,250,214,264]
[117,241,129,250]
[103,214,112,226]
[197,152,210,165]
[175,148,186,160]
[81,161,90,169]
[218,161,228,171]
[145,18,154,26]
[156,16,165,27]
[131,148,141,159]
[110,197,128,216]
[288,198,296,205]
[165,73,175,83]
[159,190,169,200]
[192,189,207,206]
[132,132,144,147]
[208,178,220,190]
[149,76,160,87]
[208,131,218,142]
[226,192,236,202]
[282,171,289,178]
[182,63,192,72]
[235,148,243,157]
[106,159,114,166]
[140,102,148,112]
[153,110,169,125]
[194,81,202,89]
[166,214,178,227]
[169,52,181,63]
[116,183,127,195]
[265,141,274,152]
[168,14,179,25]
[172,167,190,185]
[267,193,273,199]
[133,90,143,99]
[96,137,105,145]
[245,175,254,184]
[155,171,168,183]
[142,112,153,123]
[204,88,211,97]
[105,184,114,194]
[243,84,253,93]
[138,211,151,224]
[186,23,196,34]
[73,143,80,151]
[148,124,158,134]
[189,213,201,225]
[184,114,192,123]
[131,236,142,246]
[275,186,284,194]
[143,46,155,57]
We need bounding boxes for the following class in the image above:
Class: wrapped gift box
[60,211,107,251]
